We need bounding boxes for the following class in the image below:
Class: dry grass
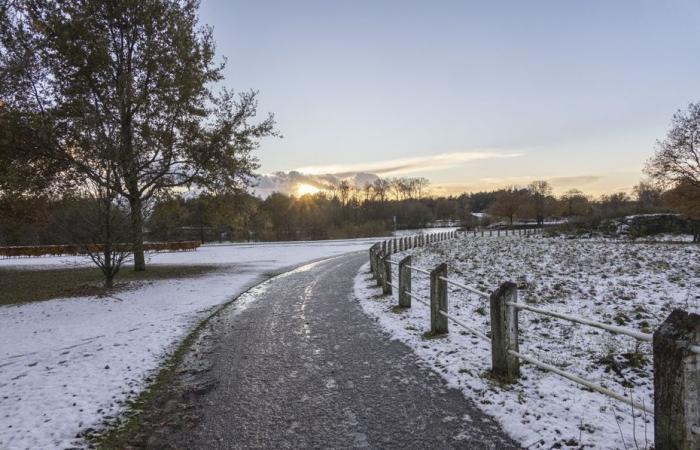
[0,264,216,306]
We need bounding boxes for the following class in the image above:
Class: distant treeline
[0,178,689,245]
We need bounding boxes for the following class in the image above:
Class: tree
[527,180,553,225]
[599,192,631,217]
[371,178,390,203]
[559,189,590,217]
[663,181,700,242]
[488,187,524,225]
[633,181,663,213]
[414,177,430,199]
[646,102,700,189]
[0,0,276,271]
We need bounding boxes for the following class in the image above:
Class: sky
[199,0,700,197]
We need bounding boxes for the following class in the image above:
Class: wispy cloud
[294,149,522,176]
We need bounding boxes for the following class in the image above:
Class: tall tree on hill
[0,0,276,271]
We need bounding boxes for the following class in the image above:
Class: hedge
[0,241,201,259]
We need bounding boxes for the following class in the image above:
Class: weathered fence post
[375,251,384,286]
[398,255,411,308]
[490,282,520,382]
[382,240,387,255]
[369,244,378,275]
[653,309,700,449]
[381,254,392,295]
[429,263,448,335]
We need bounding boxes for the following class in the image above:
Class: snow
[393,227,458,237]
[0,239,375,450]
[354,234,700,449]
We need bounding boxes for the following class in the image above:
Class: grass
[93,311,206,449]
[94,272,275,449]
[0,264,216,306]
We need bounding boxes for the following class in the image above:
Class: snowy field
[355,234,700,449]
[0,238,377,450]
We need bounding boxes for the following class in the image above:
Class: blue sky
[199,0,700,196]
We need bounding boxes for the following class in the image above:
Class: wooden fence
[368,230,700,449]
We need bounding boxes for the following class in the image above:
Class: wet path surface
[142,253,520,449]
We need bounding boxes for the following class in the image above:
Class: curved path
[136,252,520,449]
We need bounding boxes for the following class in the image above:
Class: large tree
[0,0,276,270]
[646,102,700,241]
[646,102,700,188]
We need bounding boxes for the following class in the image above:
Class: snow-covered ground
[354,234,700,449]
[0,238,377,450]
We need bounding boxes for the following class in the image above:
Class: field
[355,235,700,449]
[0,238,377,450]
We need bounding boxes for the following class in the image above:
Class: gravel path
[134,252,520,449]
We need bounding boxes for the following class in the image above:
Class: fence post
[375,251,384,286]
[398,255,411,308]
[369,244,377,275]
[653,309,700,449]
[429,263,448,335]
[382,240,387,255]
[381,254,393,295]
[490,282,520,382]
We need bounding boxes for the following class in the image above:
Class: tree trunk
[129,197,146,272]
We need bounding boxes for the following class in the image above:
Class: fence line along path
[368,229,700,450]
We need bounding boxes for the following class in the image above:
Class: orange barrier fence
[0,241,201,258]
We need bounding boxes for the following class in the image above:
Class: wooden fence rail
[368,229,700,449]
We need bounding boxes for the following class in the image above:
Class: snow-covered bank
[354,235,700,449]
[0,239,375,450]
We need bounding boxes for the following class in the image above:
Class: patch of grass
[421,330,448,340]
[0,264,216,306]
[93,305,208,449]
[390,305,408,314]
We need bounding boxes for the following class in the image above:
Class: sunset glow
[296,183,321,196]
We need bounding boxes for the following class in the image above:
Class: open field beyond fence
[362,233,700,449]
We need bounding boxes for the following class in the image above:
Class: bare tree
[415,177,430,199]
[527,180,553,225]
[560,189,590,216]
[338,180,351,206]
[633,181,663,213]
[488,187,524,225]
[646,102,700,188]
[371,178,390,203]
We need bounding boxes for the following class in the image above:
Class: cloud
[294,149,522,177]
[253,171,379,198]
[429,174,606,196]
[252,149,521,197]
